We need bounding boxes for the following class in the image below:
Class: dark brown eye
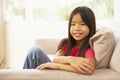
[81,23,85,25]
[71,23,75,26]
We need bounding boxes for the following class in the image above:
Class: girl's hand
[68,56,93,74]
[36,62,58,70]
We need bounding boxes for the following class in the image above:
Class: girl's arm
[53,49,96,74]
[54,51,96,74]
[57,63,93,74]
[68,56,96,74]
[86,57,96,73]
[36,48,96,74]
[53,49,70,64]
[54,49,93,67]
[36,62,91,74]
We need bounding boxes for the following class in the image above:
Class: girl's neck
[75,41,82,48]
[75,39,86,48]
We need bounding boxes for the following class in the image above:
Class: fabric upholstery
[35,39,60,54]
[0,69,120,80]
[110,39,120,74]
[89,27,115,69]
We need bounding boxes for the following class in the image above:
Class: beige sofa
[0,25,120,80]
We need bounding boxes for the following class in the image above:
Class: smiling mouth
[74,33,82,37]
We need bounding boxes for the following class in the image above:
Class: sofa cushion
[89,27,115,69]
[110,38,120,74]
[0,69,120,80]
[35,39,60,54]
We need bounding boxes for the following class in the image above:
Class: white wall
[114,0,120,20]
[6,21,68,69]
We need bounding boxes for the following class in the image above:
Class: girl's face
[70,13,89,41]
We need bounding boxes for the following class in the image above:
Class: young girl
[23,6,96,75]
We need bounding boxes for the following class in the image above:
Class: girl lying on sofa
[23,6,96,75]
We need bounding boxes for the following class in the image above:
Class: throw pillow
[89,27,115,68]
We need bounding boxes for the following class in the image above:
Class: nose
[75,24,80,30]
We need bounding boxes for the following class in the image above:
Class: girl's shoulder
[85,47,95,58]
[85,47,94,54]
[59,38,69,46]
[60,38,68,44]
[57,38,68,51]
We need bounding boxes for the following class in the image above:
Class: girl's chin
[74,37,82,41]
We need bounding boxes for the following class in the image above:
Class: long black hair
[57,6,96,57]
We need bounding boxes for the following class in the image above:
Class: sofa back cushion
[110,39,120,74]
[35,39,60,54]
[89,27,115,69]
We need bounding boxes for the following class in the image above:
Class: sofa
[0,23,120,80]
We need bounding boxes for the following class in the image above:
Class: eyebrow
[71,21,84,23]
